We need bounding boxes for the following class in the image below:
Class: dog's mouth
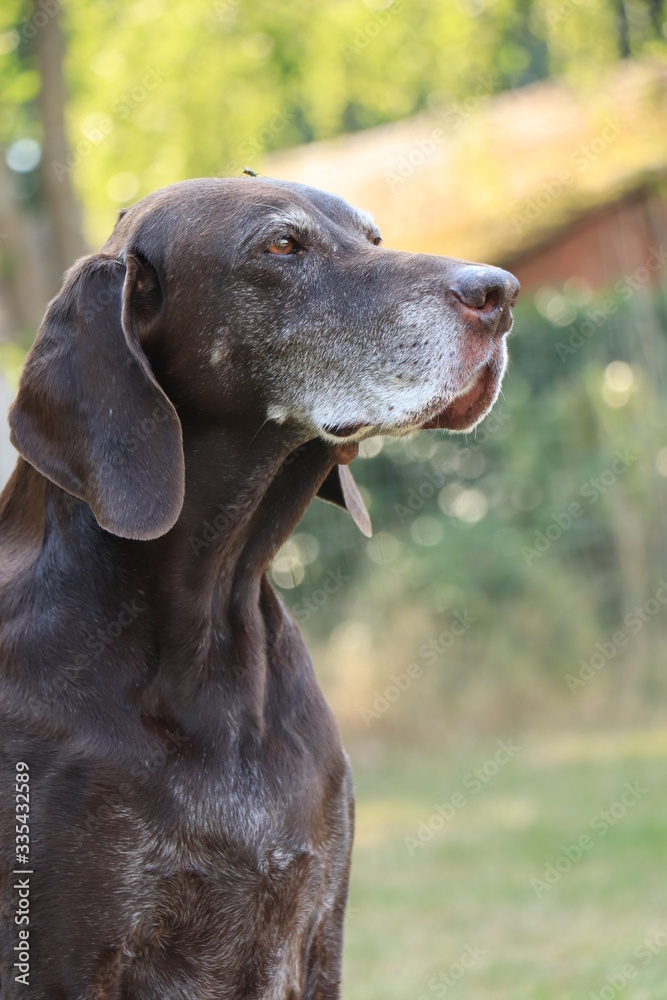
[420,360,499,432]
[321,356,503,442]
[322,421,370,440]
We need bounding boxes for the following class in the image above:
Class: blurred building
[2,59,667,493]
[263,59,667,293]
[504,184,667,292]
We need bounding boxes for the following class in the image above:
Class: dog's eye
[267,236,298,255]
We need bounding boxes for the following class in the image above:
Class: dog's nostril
[480,288,500,313]
[451,266,522,318]
[452,280,504,314]
[451,284,485,310]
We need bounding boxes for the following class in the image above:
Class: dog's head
[9,178,519,540]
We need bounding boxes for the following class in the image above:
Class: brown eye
[267,236,297,255]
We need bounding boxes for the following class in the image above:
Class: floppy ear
[317,464,372,537]
[8,252,185,540]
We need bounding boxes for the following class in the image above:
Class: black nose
[451,266,520,321]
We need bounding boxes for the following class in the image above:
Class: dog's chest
[143,757,328,866]
[111,745,352,999]
[124,721,328,850]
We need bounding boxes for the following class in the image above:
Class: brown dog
[0,178,518,999]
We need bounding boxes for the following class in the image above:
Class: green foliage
[2,0,666,727]
[345,731,667,999]
[2,0,666,241]
[281,284,667,728]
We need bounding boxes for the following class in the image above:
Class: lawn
[343,729,667,1000]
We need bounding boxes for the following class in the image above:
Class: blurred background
[1,1,667,996]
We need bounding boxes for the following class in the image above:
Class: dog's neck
[152,418,337,600]
[2,420,345,732]
[142,418,347,732]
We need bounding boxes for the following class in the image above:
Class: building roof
[261,59,667,267]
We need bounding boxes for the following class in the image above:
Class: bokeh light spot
[367,532,400,564]
[242,33,274,59]
[0,31,19,55]
[452,488,489,524]
[410,516,443,547]
[90,50,125,77]
[6,139,41,174]
[359,437,384,458]
[602,361,634,408]
[106,172,140,203]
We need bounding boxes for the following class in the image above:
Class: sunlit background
[2,1,667,996]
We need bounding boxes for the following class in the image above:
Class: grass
[342,729,667,999]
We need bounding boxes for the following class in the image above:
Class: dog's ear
[317,464,372,537]
[9,252,185,540]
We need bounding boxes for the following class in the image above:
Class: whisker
[247,416,271,448]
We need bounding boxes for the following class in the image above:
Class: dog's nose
[450,266,520,327]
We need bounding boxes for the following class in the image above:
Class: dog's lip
[321,357,500,441]
[420,361,496,431]
[322,421,370,442]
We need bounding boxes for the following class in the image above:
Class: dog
[0,177,519,999]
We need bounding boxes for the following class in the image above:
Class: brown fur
[0,178,518,999]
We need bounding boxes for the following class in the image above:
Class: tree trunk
[34,0,86,290]
[648,0,664,36]
[0,152,44,338]
[615,0,632,58]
